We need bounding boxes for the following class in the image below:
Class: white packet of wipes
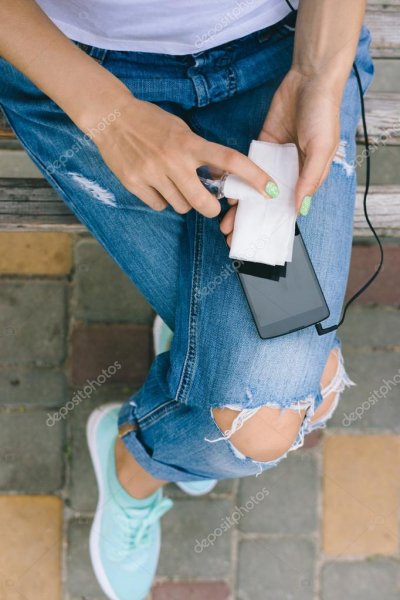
[224,140,299,266]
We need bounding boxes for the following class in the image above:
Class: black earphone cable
[315,61,384,334]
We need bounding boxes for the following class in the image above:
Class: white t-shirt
[36,0,298,54]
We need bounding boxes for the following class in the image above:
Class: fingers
[174,171,221,218]
[219,204,237,247]
[219,204,237,235]
[295,141,337,215]
[135,185,168,211]
[198,140,279,199]
[128,169,220,217]
[257,122,286,145]
[160,176,192,214]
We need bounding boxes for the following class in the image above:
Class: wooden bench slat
[361,92,400,144]
[365,10,400,57]
[0,178,398,236]
[0,178,82,231]
[354,185,400,236]
[0,112,14,139]
[368,1,400,6]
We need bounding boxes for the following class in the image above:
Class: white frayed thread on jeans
[304,347,355,433]
[204,395,315,474]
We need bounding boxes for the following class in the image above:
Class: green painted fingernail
[300,195,313,216]
[265,181,279,198]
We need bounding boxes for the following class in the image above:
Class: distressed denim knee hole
[207,400,314,464]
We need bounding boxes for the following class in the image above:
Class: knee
[212,405,306,463]
[211,348,345,464]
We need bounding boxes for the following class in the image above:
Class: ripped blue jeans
[0,12,373,481]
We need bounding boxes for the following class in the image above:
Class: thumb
[295,142,336,215]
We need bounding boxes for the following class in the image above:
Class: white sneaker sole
[176,480,218,496]
[86,403,123,600]
[152,314,164,356]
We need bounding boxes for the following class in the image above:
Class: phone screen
[237,227,329,339]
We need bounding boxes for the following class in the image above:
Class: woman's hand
[220,69,341,245]
[260,70,341,211]
[92,92,277,218]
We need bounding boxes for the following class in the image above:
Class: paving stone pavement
[237,538,316,600]
[72,239,154,325]
[320,559,400,600]
[237,453,319,536]
[0,410,65,492]
[0,280,67,365]
[0,232,399,600]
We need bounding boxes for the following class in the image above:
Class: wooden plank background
[0,178,398,235]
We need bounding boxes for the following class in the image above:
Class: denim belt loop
[89,46,108,64]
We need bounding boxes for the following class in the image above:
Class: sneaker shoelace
[113,497,173,557]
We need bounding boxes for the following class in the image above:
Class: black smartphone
[235,225,330,339]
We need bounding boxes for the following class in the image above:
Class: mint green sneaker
[153,316,218,497]
[87,403,173,600]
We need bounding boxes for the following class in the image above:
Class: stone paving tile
[329,351,400,430]
[321,559,400,600]
[152,581,232,599]
[0,367,67,408]
[72,239,154,324]
[301,428,323,450]
[68,389,134,512]
[158,499,233,580]
[67,518,108,599]
[0,410,64,492]
[0,495,62,600]
[347,245,400,305]
[0,281,66,365]
[0,232,71,275]
[339,307,400,349]
[70,323,151,386]
[237,538,315,600]
[238,453,318,535]
[323,435,400,556]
